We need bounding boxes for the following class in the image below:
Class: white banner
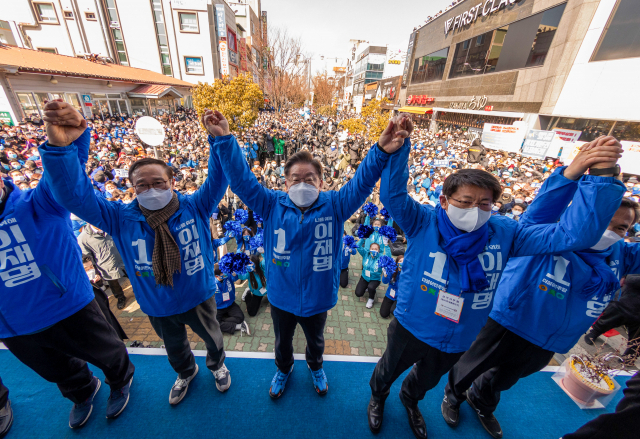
[619,141,640,175]
[481,123,525,153]
[547,129,582,158]
[219,41,229,76]
[521,130,555,159]
[114,169,129,178]
[434,159,450,167]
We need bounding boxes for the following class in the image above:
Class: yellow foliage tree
[339,118,366,135]
[316,105,337,118]
[340,98,391,140]
[192,73,264,133]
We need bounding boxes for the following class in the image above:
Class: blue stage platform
[0,349,630,438]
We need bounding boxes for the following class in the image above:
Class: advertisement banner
[185,57,203,74]
[239,38,248,72]
[619,141,640,175]
[402,31,416,87]
[229,50,238,66]
[521,129,555,159]
[546,128,581,158]
[0,111,14,126]
[219,41,229,76]
[481,123,525,153]
[114,169,129,178]
[215,4,226,38]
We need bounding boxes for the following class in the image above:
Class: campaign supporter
[206,109,411,399]
[380,255,404,319]
[0,107,135,430]
[213,266,251,336]
[366,130,626,439]
[340,234,358,288]
[363,216,392,257]
[238,227,257,256]
[243,253,268,317]
[39,101,231,407]
[355,241,383,309]
[212,232,233,264]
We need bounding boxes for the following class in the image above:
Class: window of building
[611,121,640,142]
[179,12,198,32]
[410,47,449,85]
[151,0,172,75]
[227,28,237,52]
[32,2,59,24]
[64,93,82,112]
[592,0,640,62]
[184,56,204,74]
[105,0,128,65]
[37,47,58,54]
[84,12,96,20]
[549,117,615,142]
[449,3,566,79]
[63,10,73,19]
[17,93,40,118]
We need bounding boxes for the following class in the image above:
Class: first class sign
[444,0,523,35]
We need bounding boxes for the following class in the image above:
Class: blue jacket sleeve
[190,136,229,218]
[622,242,640,277]
[213,134,276,221]
[356,239,367,257]
[511,175,626,257]
[364,216,371,225]
[519,166,578,226]
[380,139,432,239]
[39,133,123,237]
[213,236,231,248]
[333,143,392,222]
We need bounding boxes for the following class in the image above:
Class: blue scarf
[436,205,490,293]
[575,247,620,301]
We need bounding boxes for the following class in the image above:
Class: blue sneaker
[269,364,294,399]
[106,376,132,419]
[309,366,328,395]
[69,377,101,429]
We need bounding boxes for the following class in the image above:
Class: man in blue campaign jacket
[204,109,412,399]
[39,101,231,407]
[367,132,626,439]
[443,156,639,438]
[0,103,134,430]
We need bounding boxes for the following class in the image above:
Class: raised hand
[43,99,87,147]
[378,113,413,153]
[201,109,230,137]
[564,136,623,180]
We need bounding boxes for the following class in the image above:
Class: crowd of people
[1,99,640,439]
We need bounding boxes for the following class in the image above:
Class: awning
[127,84,184,99]
[398,106,432,115]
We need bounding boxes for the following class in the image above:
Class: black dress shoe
[117,296,126,310]
[0,400,13,439]
[368,395,386,434]
[441,395,461,427]
[466,394,503,439]
[400,393,427,439]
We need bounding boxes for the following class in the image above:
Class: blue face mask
[370,250,379,258]
[374,226,379,232]
[243,235,250,241]
[398,263,403,269]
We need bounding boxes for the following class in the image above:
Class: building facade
[401,0,640,142]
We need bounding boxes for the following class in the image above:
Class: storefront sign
[81,94,93,107]
[449,95,488,110]
[444,0,523,35]
[547,128,581,158]
[229,50,238,66]
[402,31,416,87]
[219,41,230,76]
[185,57,204,74]
[521,129,555,159]
[388,60,401,64]
[215,4,226,38]
[481,123,525,153]
[0,111,14,126]
[407,95,435,105]
[239,38,248,72]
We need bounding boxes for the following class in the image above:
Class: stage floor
[0,349,630,439]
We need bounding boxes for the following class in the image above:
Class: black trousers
[444,318,554,415]
[355,276,380,300]
[1,300,134,404]
[216,302,245,334]
[370,318,463,405]
[564,371,640,439]
[149,296,225,379]
[340,268,349,288]
[93,285,127,340]
[379,297,397,319]
[271,304,327,373]
[245,293,264,317]
[107,279,125,300]
[0,376,7,408]
[591,301,640,341]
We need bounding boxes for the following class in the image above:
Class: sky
[262,0,455,72]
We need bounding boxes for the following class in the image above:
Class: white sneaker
[240,320,251,337]
[366,299,374,309]
[169,364,198,405]
[242,288,250,302]
[212,364,231,392]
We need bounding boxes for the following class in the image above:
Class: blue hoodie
[212,134,394,317]
[0,131,94,338]
[489,168,640,353]
[341,241,357,270]
[380,141,625,353]
[39,131,228,318]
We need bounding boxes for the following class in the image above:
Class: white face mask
[136,187,173,210]
[591,229,623,251]
[446,202,492,233]
[288,182,319,207]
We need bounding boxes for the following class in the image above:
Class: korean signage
[229,50,238,66]
[481,123,525,153]
[81,94,93,107]
[546,128,581,158]
[185,57,204,75]
[239,38,248,72]
[449,95,488,110]
[434,159,450,167]
[407,95,435,105]
[215,4,226,38]
[261,11,268,45]
[444,0,524,35]
[521,129,555,159]
[402,31,416,86]
[388,60,401,64]
[219,41,229,76]
[0,111,14,126]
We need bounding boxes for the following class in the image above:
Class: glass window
[592,0,640,62]
[525,3,566,67]
[449,29,494,78]
[551,117,614,142]
[33,93,50,111]
[611,122,640,142]
[35,3,58,23]
[227,29,237,52]
[64,93,81,111]
[179,13,198,32]
[17,93,40,118]
[411,47,450,85]
[37,47,57,54]
[185,56,204,74]
[106,4,127,65]
[151,0,172,75]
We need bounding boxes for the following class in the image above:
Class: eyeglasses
[448,197,493,211]
[134,180,169,193]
